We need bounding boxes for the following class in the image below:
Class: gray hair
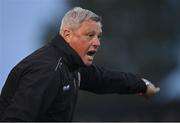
[60,7,102,35]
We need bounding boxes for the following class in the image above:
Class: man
[0,7,160,121]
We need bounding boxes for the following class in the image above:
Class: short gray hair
[60,7,102,35]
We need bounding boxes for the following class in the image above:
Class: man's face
[67,20,102,66]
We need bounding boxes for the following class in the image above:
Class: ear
[62,28,71,43]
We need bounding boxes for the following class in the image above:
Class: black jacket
[0,34,147,121]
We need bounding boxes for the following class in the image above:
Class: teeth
[87,55,93,60]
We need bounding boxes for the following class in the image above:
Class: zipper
[73,78,77,90]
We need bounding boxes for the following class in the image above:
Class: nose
[92,37,100,48]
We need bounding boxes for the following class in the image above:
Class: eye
[98,35,102,40]
[86,32,95,40]
[98,33,102,40]
[87,33,94,38]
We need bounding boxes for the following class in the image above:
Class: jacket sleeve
[1,64,61,121]
[79,65,147,94]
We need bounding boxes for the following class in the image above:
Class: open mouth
[87,50,96,56]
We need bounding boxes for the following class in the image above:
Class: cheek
[69,38,90,58]
[75,40,90,54]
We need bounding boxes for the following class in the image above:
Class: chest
[55,65,81,104]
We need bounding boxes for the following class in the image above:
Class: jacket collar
[49,34,85,71]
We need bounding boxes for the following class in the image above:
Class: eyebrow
[88,31,102,34]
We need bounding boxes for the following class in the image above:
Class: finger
[155,87,160,93]
[151,87,160,95]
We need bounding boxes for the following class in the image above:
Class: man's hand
[141,78,160,98]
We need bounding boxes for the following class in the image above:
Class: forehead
[78,20,102,33]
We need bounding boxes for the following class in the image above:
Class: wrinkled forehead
[79,19,102,29]
[84,18,102,27]
[78,19,102,32]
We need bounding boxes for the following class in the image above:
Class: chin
[84,61,93,66]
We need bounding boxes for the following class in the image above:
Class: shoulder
[14,45,65,75]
